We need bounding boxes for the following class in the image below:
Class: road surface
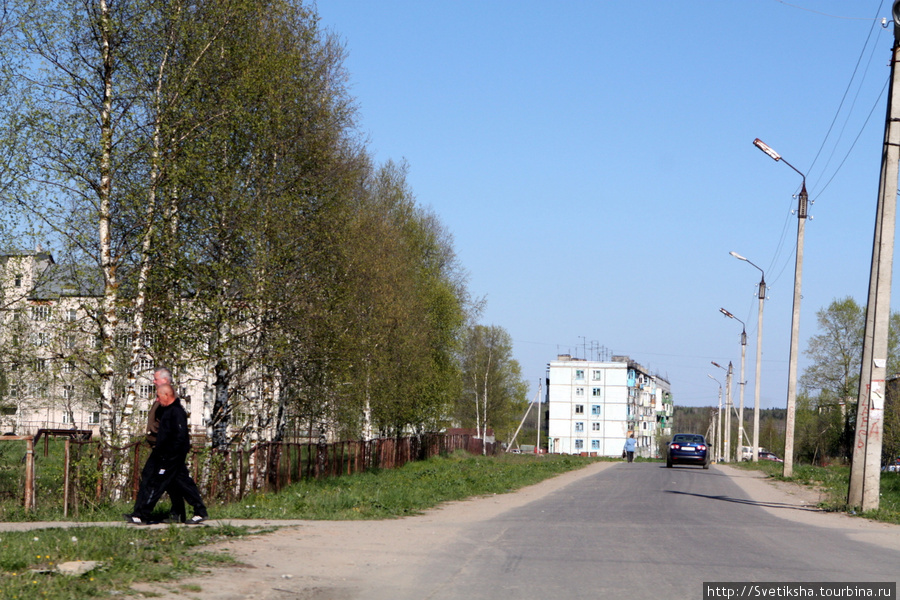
[122,461,900,599]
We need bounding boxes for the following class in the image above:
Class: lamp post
[730,251,765,462]
[753,138,808,478]
[720,308,748,461]
[711,360,733,462]
[707,374,723,461]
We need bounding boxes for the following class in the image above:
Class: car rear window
[673,435,704,444]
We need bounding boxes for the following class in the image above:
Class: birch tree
[458,325,528,451]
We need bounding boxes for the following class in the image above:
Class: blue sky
[316,0,895,409]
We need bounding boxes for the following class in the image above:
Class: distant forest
[673,406,787,457]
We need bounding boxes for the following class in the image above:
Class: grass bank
[0,452,598,599]
[732,460,900,523]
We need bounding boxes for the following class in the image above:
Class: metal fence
[1,432,495,513]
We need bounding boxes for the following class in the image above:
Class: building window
[575,422,584,432]
[33,359,47,373]
[63,361,75,373]
[592,370,602,381]
[575,387,584,396]
[592,388,602,398]
[62,412,71,424]
[591,440,600,450]
[65,308,78,322]
[574,439,584,450]
[574,404,584,414]
[139,384,154,398]
[591,404,601,416]
[139,358,153,372]
[592,422,601,431]
[14,274,22,287]
[65,335,76,349]
[34,332,48,347]
[30,305,51,321]
[8,385,17,398]
[574,369,585,381]
[63,385,74,401]
[88,411,100,425]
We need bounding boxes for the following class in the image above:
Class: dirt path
[114,464,900,599]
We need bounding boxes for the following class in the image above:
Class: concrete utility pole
[848,1,900,511]
[731,251,766,462]
[720,308,749,458]
[712,360,733,461]
[708,374,723,461]
[753,138,808,478]
[725,362,733,461]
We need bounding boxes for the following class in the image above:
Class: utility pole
[848,1,900,511]
[725,362,733,461]
[753,138,808,478]
[536,378,542,453]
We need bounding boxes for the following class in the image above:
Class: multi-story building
[546,354,672,457]
[0,251,208,436]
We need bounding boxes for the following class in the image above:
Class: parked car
[667,433,710,469]
[758,451,783,462]
[740,446,769,461]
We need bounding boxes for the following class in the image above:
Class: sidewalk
[0,518,310,532]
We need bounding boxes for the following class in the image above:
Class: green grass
[0,452,598,599]
[212,451,600,520]
[732,460,900,522]
[0,524,246,599]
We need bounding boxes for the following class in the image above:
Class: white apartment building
[546,354,672,457]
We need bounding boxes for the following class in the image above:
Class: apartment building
[0,251,208,436]
[546,354,672,457]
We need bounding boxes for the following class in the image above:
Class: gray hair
[154,367,173,384]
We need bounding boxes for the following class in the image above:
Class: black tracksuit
[131,398,207,521]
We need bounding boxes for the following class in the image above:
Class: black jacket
[152,398,191,462]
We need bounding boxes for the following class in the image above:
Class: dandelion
[70,536,78,543]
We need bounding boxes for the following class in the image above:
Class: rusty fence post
[63,439,71,518]
[24,436,35,512]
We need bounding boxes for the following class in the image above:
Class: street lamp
[753,138,808,478]
[730,251,765,462]
[707,374,723,461]
[720,308,748,462]
[711,360,733,462]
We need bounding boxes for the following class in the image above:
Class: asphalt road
[405,462,899,599]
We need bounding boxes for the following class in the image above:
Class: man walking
[143,368,185,522]
[125,383,208,525]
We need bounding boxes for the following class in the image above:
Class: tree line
[0,0,529,494]
[678,296,900,466]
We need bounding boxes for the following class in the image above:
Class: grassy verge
[0,524,246,599]
[732,460,900,523]
[212,451,601,520]
[0,452,598,599]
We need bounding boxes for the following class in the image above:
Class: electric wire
[807,1,885,190]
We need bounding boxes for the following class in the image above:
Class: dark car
[758,451,783,462]
[667,433,710,469]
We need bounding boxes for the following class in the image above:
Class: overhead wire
[722,1,888,393]
[806,1,885,187]
[763,1,887,292]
